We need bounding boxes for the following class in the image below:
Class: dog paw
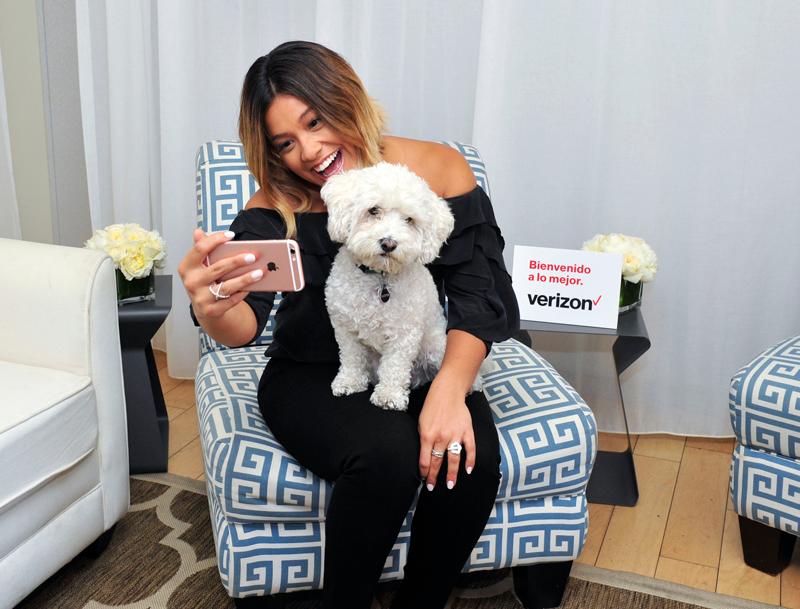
[331,372,369,396]
[370,384,409,411]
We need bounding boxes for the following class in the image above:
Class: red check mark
[593,295,603,306]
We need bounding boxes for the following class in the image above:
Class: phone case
[205,239,305,292]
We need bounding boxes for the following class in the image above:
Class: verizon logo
[527,292,603,310]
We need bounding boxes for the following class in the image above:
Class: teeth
[314,149,339,173]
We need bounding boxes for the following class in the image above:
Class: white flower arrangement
[582,233,658,283]
[85,223,167,280]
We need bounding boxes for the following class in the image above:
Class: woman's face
[265,94,356,188]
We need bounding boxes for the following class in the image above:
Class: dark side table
[117,274,172,474]
[519,308,651,506]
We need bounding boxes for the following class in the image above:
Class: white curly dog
[322,162,482,411]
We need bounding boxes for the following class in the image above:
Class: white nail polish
[251,269,263,279]
[467,466,473,475]
[244,253,255,263]
[447,480,454,490]
[426,483,434,492]
[224,231,235,238]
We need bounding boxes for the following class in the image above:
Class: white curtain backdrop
[0,46,22,240]
[75,0,800,436]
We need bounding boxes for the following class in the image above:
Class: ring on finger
[209,281,230,301]
[447,441,463,456]
[431,448,445,458]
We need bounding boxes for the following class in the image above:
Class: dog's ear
[419,192,456,264]
[321,171,360,243]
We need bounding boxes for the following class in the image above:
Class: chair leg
[233,596,286,608]
[512,561,573,609]
[739,515,797,575]
[232,589,322,608]
[79,524,117,559]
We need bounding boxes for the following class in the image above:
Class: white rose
[581,234,607,252]
[85,223,167,277]
[142,232,167,267]
[581,232,658,283]
[118,252,153,280]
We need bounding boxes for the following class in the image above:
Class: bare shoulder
[244,188,274,211]
[383,136,477,198]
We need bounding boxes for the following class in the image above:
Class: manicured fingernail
[251,269,263,279]
[244,253,255,263]
[447,480,454,490]
[466,466,473,475]
[426,483,434,492]
[224,231,235,238]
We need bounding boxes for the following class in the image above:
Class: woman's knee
[348,431,421,490]
[466,394,502,481]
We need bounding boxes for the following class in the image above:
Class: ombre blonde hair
[239,41,386,237]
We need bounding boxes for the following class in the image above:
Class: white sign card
[512,245,623,329]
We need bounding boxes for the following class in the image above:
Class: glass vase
[618,277,643,314]
[116,269,155,304]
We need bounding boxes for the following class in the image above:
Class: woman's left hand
[418,377,476,492]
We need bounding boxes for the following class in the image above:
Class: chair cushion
[729,335,800,459]
[0,360,97,513]
[196,340,596,525]
[730,442,800,536]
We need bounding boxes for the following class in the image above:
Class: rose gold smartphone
[205,239,305,292]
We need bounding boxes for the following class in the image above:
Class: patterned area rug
[17,475,779,609]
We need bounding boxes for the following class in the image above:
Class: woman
[179,41,519,609]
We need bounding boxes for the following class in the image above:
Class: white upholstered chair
[0,238,130,608]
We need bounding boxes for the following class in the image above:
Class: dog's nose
[379,238,397,253]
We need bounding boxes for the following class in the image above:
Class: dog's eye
[405,217,414,225]
[368,207,380,216]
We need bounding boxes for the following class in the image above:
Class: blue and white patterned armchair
[194,140,598,608]
[729,334,800,574]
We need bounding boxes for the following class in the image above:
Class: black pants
[258,358,501,609]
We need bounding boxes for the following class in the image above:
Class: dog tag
[380,285,390,303]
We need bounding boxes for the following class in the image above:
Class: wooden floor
[154,351,800,607]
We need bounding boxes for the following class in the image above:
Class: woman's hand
[177,228,262,320]
[418,376,476,492]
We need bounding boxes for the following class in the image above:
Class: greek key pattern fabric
[196,346,330,523]
[730,443,800,536]
[204,439,586,597]
[196,141,258,234]
[206,489,326,596]
[486,342,597,499]
[207,484,587,597]
[464,495,588,571]
[729,335,800,459]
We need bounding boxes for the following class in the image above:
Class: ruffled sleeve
[429,186,520,355]
[188,209,282,346]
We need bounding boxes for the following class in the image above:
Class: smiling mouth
[314,149,344,179]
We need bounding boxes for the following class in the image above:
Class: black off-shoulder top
[199,186,520,362]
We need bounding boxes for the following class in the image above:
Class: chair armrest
[0,238,129,523]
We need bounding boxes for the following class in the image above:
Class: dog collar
[357,264,390,303]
